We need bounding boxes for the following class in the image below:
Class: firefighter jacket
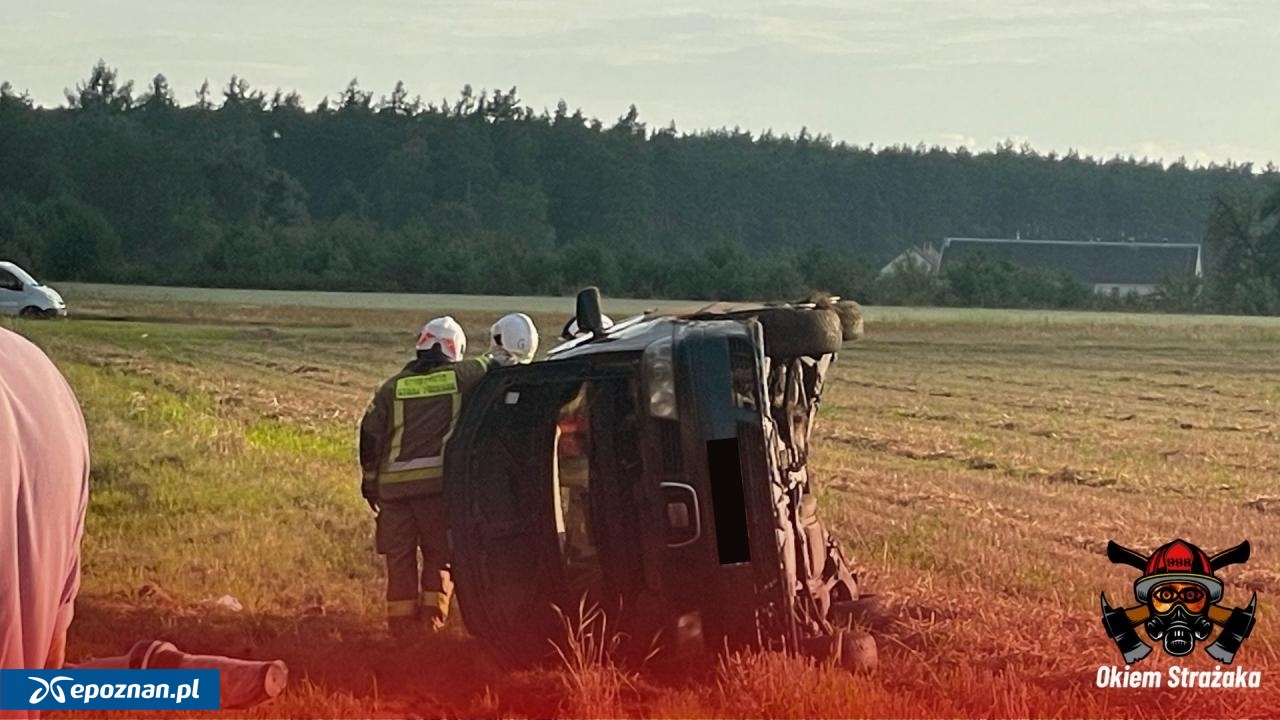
[359,355,490,500]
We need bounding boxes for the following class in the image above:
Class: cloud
[929,132,980,150]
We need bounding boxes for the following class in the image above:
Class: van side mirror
[575,286,605,336]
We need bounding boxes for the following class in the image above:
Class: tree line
[1,61,1277,311]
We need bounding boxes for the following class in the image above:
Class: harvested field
[9,286,1280,718]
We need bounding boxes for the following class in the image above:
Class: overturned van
[444,289,873,669]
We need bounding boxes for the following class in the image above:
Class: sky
[3,0,1278,166]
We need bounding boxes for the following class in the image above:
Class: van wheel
[19,306,44,319]
[754,307,843,358]
[833,301,864,342]
[824,627,875,671]
[799,627,878,674]
[835,629,878,674]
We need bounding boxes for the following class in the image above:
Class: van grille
[728,337,759,410]
[729,337,754,373]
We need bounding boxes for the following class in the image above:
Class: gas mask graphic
[1143,581,1213,656]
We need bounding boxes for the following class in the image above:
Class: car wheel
[19,306,44,319]
[754,307,844,358]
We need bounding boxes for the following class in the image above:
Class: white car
[0,261,67,318]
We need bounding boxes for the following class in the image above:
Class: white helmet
[560,314,614,341]
[489,312,539,365]
[416,316,467,361]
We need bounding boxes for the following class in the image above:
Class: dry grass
[7,292,1280,718]
[548,599,650,718]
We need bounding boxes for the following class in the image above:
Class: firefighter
[487,312,539,366]
[358,316,490,634]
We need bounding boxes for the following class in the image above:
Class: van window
[554,377,644,603]
[0,269,22,291]
[555,383,599,596]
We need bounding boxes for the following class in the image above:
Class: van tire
[755,307,843,358]
[833,301,864,342]
[19,306,44,319]
[836,630,878,674]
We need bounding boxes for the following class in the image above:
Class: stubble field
[9,285,1280,718]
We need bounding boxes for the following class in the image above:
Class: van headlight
[643,337,678,419]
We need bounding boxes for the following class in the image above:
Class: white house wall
[1093,283,1157,296]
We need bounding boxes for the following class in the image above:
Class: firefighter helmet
[489,312,539,364]
[416,316,467,361]
[1134,539,1222,603]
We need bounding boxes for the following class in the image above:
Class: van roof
[0,262,36,284]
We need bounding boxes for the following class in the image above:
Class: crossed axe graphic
[1101,540,1257,664]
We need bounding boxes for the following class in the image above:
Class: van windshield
[3,265,39,286]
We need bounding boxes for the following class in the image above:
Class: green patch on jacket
[395,371,458,399]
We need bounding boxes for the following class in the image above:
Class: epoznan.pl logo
[0,669,220,711]
[27,676,73,704]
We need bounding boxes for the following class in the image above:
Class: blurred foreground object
[73,641,288,710]
[1,327,90,673]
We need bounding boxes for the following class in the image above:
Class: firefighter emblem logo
[1101,539,1257,664]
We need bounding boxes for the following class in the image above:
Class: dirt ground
[9,294,1280,718]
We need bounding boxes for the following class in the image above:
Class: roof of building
[938,237,1202,286]
[879,243,943,276]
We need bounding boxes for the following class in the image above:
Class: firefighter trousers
[376,495,453,629]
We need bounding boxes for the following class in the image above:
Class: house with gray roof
[877,242,943,277]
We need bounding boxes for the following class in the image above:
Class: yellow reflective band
[378,466,444,485]
[386,599,418,618]
[385,456,443,473]
[387,393,406,467]
[437,392,462,462]
[396,371,459,399]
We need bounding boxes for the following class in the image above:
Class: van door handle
[661,482,700,548]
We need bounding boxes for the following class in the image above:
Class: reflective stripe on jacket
[360,356,489,499]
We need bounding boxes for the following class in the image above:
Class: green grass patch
[246,420,351,461]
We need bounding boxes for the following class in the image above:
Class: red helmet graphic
[1134,539,1223,603]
